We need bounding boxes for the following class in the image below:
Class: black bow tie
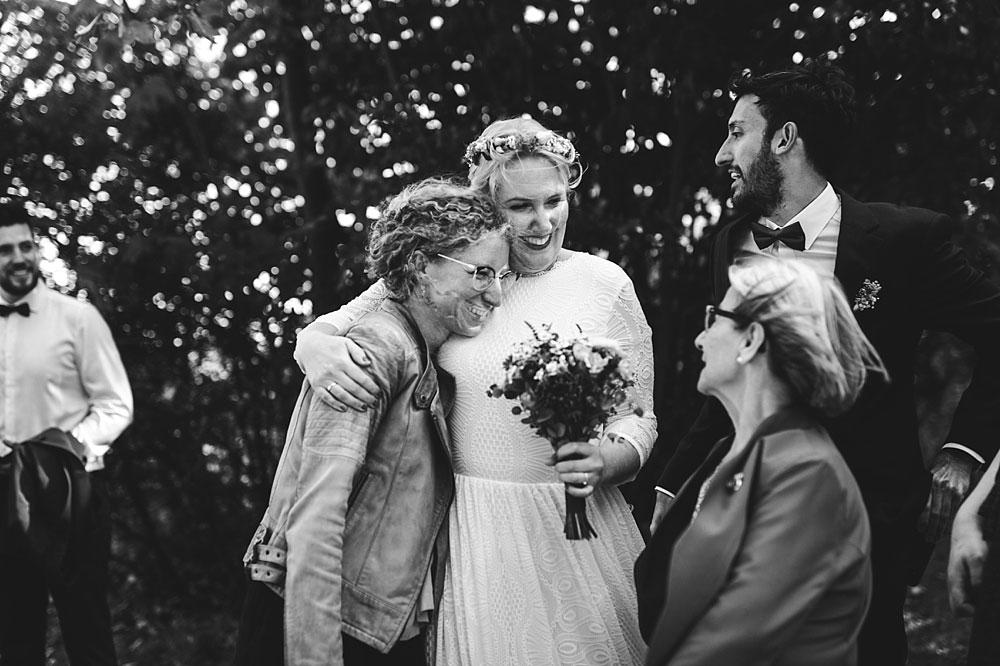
[0,302,30,318]
[750,220,807,251]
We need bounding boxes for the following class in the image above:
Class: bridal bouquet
[488,323,638,540]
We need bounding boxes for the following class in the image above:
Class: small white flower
[588,353,609,374]
[852,279,882,312]
[571,341,591,364]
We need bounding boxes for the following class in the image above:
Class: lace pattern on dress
[602,278,657,466]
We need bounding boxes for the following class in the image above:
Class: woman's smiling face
[423,231,510,338]
[495,156,570,274]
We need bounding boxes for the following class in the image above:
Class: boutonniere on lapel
[852,279,882,312]
[725,472,744,493]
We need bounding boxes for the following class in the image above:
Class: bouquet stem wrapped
[488,323,638,541]
[563,487,597,540]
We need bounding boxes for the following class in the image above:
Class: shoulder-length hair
[728,257,887,417]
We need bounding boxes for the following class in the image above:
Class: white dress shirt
[740,181,842,275]
[0,283,133,471]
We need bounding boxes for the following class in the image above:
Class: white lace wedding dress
[317,251,656,665]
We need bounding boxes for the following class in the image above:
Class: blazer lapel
[648,443,764,660]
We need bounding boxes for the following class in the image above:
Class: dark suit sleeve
[656,222,739,494]
[917,214,1000,461]
[656,398,733,494]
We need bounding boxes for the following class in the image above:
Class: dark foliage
[2,1,999,662]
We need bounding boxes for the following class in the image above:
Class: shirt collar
[1,282,44,309]
[760,182,840,250]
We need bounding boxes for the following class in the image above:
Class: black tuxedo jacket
[657,192,1000,528]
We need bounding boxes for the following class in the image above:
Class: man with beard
[0,204,132,666]
[641,62,1000,665]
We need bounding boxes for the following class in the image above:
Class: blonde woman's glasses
[704,305,748,330]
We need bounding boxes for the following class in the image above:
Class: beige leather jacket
[243,299,454,663]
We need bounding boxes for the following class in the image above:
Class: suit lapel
[713,192,883,308]
[712,217,748,302]
[833,192,883,304]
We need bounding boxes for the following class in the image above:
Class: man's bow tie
[750,220,806,251]
[0,303,30,318]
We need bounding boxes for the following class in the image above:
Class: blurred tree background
[2,0,998,663]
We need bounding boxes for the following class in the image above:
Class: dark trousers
[234,581,426,666]
[0,473,117,666]
[857,520,911,666]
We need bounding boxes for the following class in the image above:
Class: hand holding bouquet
[488,323,638,540]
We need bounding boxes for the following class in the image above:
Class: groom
[647,61,1000,665]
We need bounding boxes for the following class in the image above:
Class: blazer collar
[747,406,817,445]
[693,406,815,474]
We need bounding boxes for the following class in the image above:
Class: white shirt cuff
[654,486,676,498]
[942,443,986,465]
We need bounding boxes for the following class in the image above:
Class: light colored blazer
[640,409,872,666]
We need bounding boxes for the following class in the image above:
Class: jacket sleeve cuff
[942,443,986,465]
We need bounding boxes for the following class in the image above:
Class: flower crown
[463,131,577,168]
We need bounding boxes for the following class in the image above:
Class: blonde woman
[636,257,886,666]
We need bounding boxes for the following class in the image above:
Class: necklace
[516,262,558,278]
[692,461,724,522]
[515,251,569,278]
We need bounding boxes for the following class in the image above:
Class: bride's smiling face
[496,156,570,274]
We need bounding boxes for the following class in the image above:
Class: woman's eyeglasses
[436,253,518,292]
[704,305,747,330]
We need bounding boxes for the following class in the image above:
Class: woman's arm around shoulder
[293,280,392,410]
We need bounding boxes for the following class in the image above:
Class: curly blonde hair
[366,177,509,299]
[728,257,888,417]
[466,117,583,201]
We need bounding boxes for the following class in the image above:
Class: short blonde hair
[366,177,509,299]
[465,117,583,201]
[728,257,888,417]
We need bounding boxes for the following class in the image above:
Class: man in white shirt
[644,62,1000,666]
[0,206,133,666]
